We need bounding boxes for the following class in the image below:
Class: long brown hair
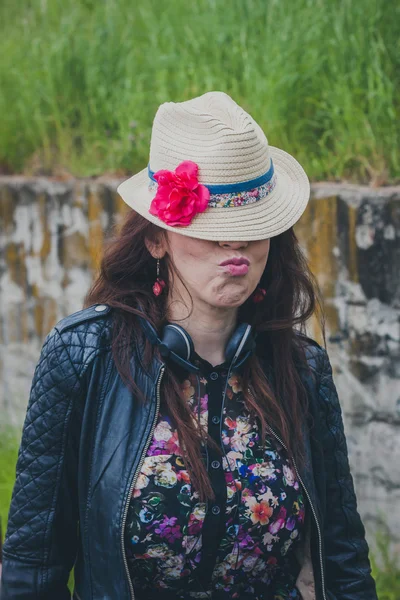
[84,209,324,501]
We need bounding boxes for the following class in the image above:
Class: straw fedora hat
[117,91,310,241]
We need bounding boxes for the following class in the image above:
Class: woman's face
[162,232,270,309]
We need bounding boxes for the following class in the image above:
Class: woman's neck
[167,298,238,367]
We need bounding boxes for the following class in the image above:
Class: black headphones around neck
[137,313,257,373]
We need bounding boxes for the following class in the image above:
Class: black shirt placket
[195,367,228,586]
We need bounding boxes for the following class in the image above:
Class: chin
[207,281,252,308]
[211,293,249,308]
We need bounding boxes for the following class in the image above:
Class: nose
[218,240,249,249]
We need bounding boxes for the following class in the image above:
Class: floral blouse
[124,356,305,599]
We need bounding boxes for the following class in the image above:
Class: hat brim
[117,146,310,241]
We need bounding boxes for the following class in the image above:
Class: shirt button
[94,304,108,311]
[211,415,220,425]
[212,505,221,515]
[210,372,218,380]
[211,460,220,469]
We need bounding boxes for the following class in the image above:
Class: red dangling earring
[252,285,266,303]
[152,258,166,296]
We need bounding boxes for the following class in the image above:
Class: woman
[1,92,377,600]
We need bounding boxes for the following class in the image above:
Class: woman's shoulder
[53,303,113,336]
[38,304,114,382]
[294,331,330,379]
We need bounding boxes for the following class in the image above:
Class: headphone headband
[137,311,256,373]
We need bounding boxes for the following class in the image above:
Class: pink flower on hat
[149,161,210,227]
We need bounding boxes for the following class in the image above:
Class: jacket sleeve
[0,326,82,600]
[317,348,378,600]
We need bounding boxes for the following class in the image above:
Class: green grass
[371,530,400,600]
[0,430,19,542]
[0,0,399,183]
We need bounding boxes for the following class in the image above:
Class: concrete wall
[296,183,400,548]
[1,176,399,546]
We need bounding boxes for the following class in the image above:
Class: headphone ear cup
[161,324,195,362]
[136,309,199,373]
[225,323,255,366]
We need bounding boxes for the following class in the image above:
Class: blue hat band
[148,160,277,209]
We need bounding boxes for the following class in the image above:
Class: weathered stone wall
[1,177,399,547]
[296,183,400,549]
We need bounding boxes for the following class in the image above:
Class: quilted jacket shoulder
[295,332,326,374]
[55,303,112,334]
[53,303,113,379]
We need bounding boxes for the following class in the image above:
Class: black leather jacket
[0,304,377,600]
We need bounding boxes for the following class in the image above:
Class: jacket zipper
[247,388,327,600]
[247,389,326,600]
[266,423,327,600]
[120,365,165,600]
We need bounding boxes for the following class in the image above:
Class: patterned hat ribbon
[148,159,277,209]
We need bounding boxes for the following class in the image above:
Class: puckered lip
[219,256,250,267]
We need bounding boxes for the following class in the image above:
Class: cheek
[181,249,210,271]
[170,243,215,283]
[181,260,211,286]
